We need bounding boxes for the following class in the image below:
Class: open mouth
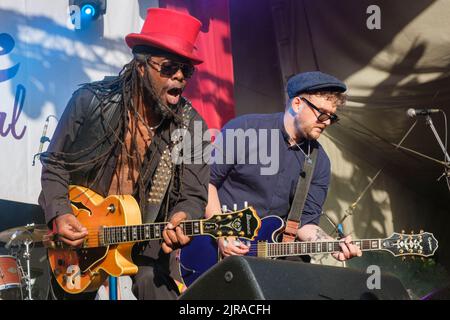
[166,87,183,104]
[167,87,182,97]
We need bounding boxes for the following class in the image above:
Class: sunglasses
[300,97,339,124]
[148,59,195,79]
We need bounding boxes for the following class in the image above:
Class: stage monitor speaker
[179,256,410,300]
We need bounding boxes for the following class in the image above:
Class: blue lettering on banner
[0,84,26,139]
[0,33,20,82]
[0,33,26,140]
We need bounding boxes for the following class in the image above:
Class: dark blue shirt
[210,112,330,226]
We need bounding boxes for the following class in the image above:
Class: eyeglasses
[148,59,195,79]
[300,97,339,124]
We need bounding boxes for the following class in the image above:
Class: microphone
[38,115,52,154]
[407,108,440,117]
[32,115,57,166]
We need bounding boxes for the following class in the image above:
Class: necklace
[131,99,164,132]
[290,138,312,164]
[135,109,164,132]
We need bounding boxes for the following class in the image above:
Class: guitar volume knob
[108,204,116,213]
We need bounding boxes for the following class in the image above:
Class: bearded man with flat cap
[205,71,362,262]
[39,8,209,300]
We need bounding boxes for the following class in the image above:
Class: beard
[141,68,181,123]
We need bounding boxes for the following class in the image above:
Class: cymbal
[0,223,48,244]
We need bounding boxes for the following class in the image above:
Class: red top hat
[125,8,203,64]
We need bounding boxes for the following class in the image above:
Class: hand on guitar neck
[297,224,362,261]
[331,234,363,261]
[161,211,191,254]
[53,213,89,248]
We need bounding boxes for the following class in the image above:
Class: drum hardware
[0,223,48,300]
[0,223,47,245]
[22,238,33,300]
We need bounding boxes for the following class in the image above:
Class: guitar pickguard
[78,247,109,273]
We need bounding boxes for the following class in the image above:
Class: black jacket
[38,83,209,226]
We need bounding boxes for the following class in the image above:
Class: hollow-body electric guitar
[46,185,261,294]
[179,215,438,287]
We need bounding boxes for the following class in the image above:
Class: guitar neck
[100,220,205,246]
[259,239,384,258]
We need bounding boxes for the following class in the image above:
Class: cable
[439,110,450,192]
[441,110,447,158]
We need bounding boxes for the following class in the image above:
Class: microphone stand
[425,114,450,192]
[333,119,419,233]
[425,115,450,163]
[32,115,58,166]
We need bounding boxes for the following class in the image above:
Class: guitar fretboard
[259,239,382,258]
[100,221,204,245]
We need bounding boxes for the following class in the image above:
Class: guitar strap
[143,103,192,223]
[282,146,318,243]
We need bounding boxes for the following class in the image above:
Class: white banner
[0,0,158,204]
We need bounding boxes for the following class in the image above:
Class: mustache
[141,70,182,123]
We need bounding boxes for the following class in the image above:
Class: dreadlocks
[41,48,186,213]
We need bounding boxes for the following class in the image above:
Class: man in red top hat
[39,8,209,300]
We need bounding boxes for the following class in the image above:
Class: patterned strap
[143,103,192,223]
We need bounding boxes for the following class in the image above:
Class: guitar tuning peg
[411,230,414,235]
[401,230,405,234]
[233,203,237,211]
[420,229,424,234]
[244,201,248,208]
[222,205,228,213]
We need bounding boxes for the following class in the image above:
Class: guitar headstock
[202,207,261,240]
[382,231,438,258]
